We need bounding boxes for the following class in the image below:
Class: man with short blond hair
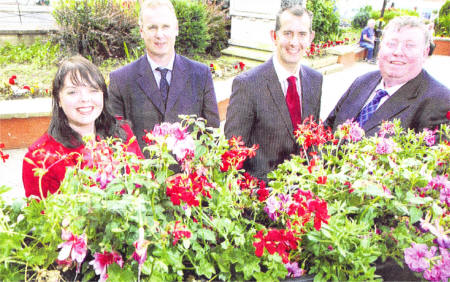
[109,0,220,155]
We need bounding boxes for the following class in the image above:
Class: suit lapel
[165,54,188,114]
[349,75,382,124]
[299,66,314,119]
[264,59,296,140]
[364,70,424,132]
[136,56,165,114]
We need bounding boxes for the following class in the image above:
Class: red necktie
[286,76,301,128]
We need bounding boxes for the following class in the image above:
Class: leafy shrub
[369,8,419,28]
[52,0,140,63]
[173,0,209,56]
[0,40,60,67]
[204,1,231,57]
[352,6,373,28]
[307,0,341,43]
[435,0,450,37]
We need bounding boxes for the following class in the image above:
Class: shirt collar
[146,53,175,72]
[377,79,405,96]
[273,55,300,83]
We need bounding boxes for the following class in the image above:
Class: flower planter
[375,258,419,281]
[0,98,51,149]
[433,37,450,56]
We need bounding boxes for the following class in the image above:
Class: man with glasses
[325,16,450,136]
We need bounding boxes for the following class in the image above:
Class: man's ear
[270,30,277,43]
[310,31,315,45]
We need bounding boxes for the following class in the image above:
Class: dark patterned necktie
[286,76,302,128]
[156,67,169,106]
[356,89,389,127]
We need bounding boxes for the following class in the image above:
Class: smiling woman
[21,56,144,199]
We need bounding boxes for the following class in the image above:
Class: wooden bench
[327,44,367,67]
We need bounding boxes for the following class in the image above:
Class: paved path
[1,55,449,201]
[0,1,57,30]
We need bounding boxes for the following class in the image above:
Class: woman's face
[58,73,103,135]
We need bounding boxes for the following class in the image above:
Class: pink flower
[285,261,305,278]
[376,138,395,154]
[151,122,195,161]
[264,195,281,221]
[132,228,150,266]
[89,251,124,282]
[404,243,436,272]
[378,121,395,137]
[421,128,436,146]
[337,119,364,141]
[57,229,87,267]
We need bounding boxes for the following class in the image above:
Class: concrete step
[222,45,342,72]
[221,45,272,62]
[317,63,345,75]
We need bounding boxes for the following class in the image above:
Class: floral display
[209,61,246,78]
[306,38,351,58]
[0,115,449,281]
[1,75,49,100]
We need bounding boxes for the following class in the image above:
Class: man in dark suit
[109,0,220,153]
[225,5,322,181]
[326,16,450,136]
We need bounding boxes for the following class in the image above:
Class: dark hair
[48,55,126,148]
[275,5,313,33]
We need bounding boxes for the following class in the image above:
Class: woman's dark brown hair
[48,55,126,147]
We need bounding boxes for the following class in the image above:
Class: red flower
[316,176,327,185]
[257,186,269,202]
[253,228,298,263]
[344,181,354,193]
[169,221,191,245]
[89,251,123,282]
[239,61,245,71]
[0,143,9,163]
[294,116,335,153]
[446,111,450,120]
[220,136,258,172]
[237,172,259,190]
[23,85,31,91]
[8,75,17,85]
[308,199,330,230]
[166,172,214,207]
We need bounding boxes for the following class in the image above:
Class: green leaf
[195,258,215,278]
[405,191,432,205]
[197,229,216,243]
[409,207,423,224]
[432,202,444,217]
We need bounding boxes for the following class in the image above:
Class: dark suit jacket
[224,58,323,181]
[108,54,220,153]
[325,69,450,136]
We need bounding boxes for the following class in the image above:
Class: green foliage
[173,0,210,56]
[435,0,450,37]
[52,0,140,63]
[0,40,59,67]
[268,120,450,279]
[370,8,419,28]
[307,0,342,43]
[352,5,373,29]
[204,1,231,57]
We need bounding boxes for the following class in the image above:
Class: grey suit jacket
[224,58,323,181]
[325,69,450,136]
[108,54,220,153]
